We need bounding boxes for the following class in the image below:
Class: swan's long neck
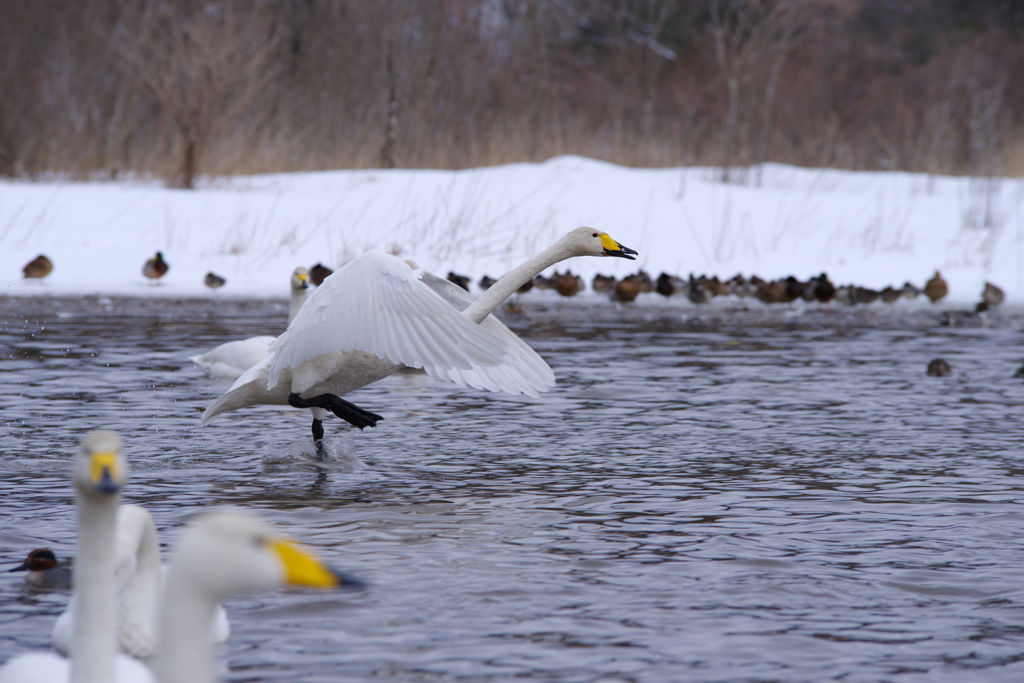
[71,491,119,683]
[153,567,218,683]
[288,286,309,324]
[462,239,574,324]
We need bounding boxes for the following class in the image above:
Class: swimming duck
[926,358,952,377]
[22,255,53,280]
[478,275,497,291]
[923,271,948,303]
[142,252,169,283]
[8,549,72,589]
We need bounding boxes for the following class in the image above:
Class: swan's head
[169,509,362,600]
[565,227,637,260]
[74,430,126,498]
[291,267,310,291]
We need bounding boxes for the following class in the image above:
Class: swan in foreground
[0,431,155,683]
[152,509,358,683]
[51,505,230,659]
[200,227,636,456]
[0,433,357,683]
[190,267,310,379]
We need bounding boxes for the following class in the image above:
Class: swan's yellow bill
[271,539,341,588]
[89,451,121,491]
[599,233,638,259]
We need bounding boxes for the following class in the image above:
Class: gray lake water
[2,294,1024,682]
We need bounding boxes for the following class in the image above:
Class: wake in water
[260,432,367,473]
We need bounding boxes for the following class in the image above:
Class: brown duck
[612,275,642,302]
[22,254,53,280]
[204,272,226,289]
[310,262,334,287]
[976,282,1005,312]
[592,273,616,294]
[552,271,582,297]
[923,271,948,303]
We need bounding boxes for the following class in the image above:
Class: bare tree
[114,1,281,188]
[707,0,833,182]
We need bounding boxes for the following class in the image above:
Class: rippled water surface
[2,294,1024,682]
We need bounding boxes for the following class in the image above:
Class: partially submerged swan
[0,431,155,683]
[190,267,310,379]
[200,228,636,455]
[51,505,230,659]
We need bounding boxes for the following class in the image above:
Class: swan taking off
[190,267,311,379]
[200,227,636,456]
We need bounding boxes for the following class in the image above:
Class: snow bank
[2,156,1022,303]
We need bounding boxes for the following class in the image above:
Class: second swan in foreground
[200,227,637,455]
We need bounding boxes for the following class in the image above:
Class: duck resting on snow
[199,227,637,458]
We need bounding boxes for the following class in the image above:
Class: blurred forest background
[2,0,1023,188]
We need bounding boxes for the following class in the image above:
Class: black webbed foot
[289,393,384,429]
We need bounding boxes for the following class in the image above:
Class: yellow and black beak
[298,274,309,289]
[271,539,366,591]
[90,451,121,495]
[599,234,638,260]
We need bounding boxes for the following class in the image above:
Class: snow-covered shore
[2,156,1022,304]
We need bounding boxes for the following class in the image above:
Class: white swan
[199,227,636,454]
[51,505,230,659]
[0,431,156,683]
[151,509,356,683]
[190,267,311,379]
[0,435,356,683]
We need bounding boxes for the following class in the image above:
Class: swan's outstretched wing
[416,271,555,396]
[267,250,513,391]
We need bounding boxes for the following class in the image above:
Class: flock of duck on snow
[23,247,1006,314]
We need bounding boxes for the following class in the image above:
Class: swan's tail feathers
[288,393,383,429]
[198,392,232,426]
